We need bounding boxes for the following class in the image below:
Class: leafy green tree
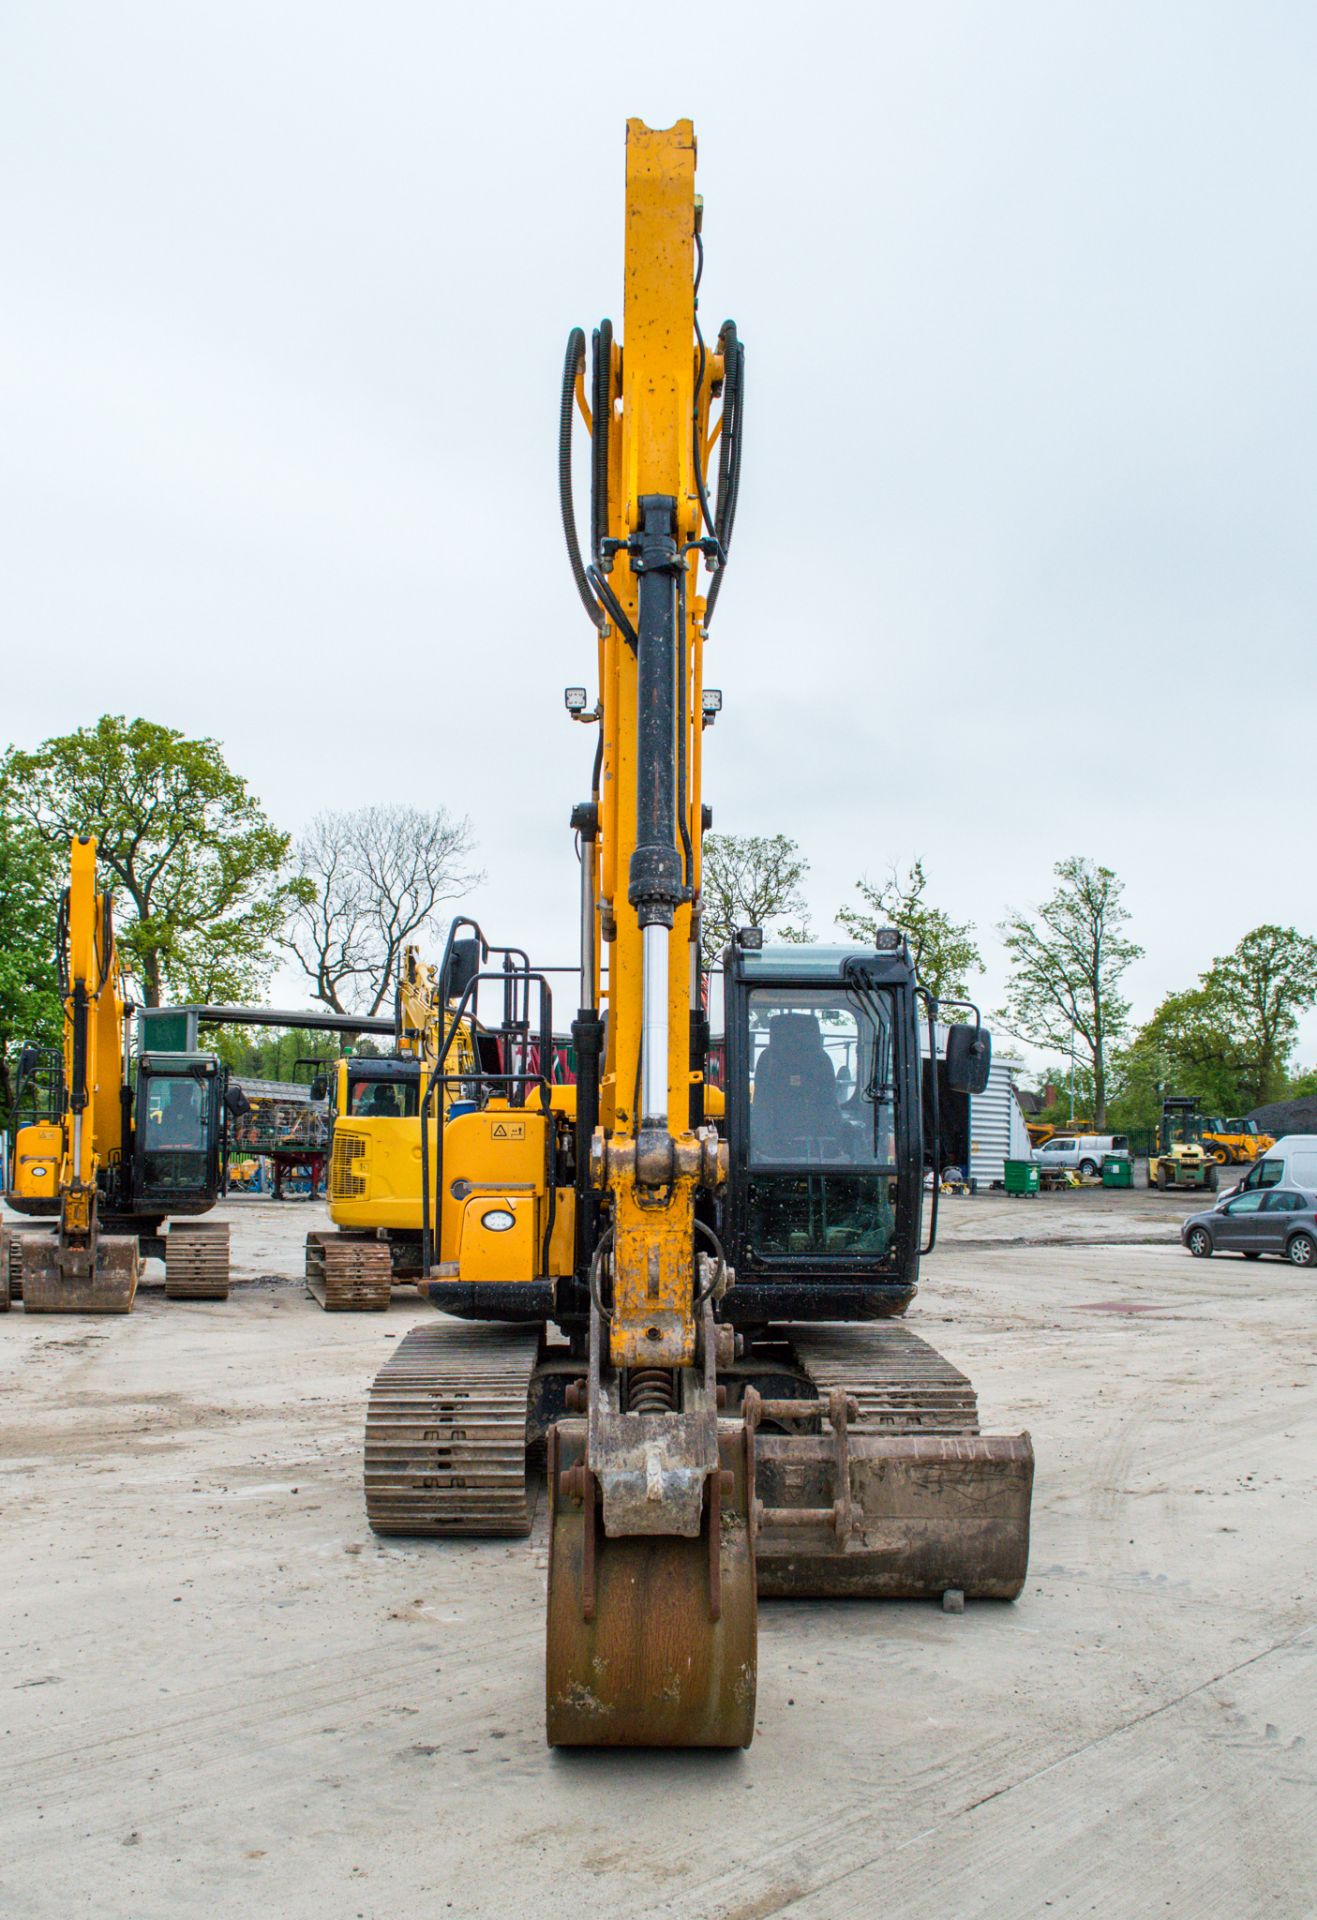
[837,860,980,1000]
[205,1025,340,1083]
[1114,927,1317,1121]
[0,809,63,1125]
[699,833,810,971]
[1200,925,1317,1107]
[996,857,1143,1127]
[0,717,294,1007]
[1114,986,1251,1126]
[1023,1061,1098,1129]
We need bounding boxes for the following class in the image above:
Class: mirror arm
[935,995,983,1035]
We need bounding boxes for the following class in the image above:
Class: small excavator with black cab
[362,119,1034,1748]
[3,837,235,1310]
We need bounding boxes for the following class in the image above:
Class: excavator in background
[306,939,487,1309]
[2,837,234,1310]
[362,120,1034,1749]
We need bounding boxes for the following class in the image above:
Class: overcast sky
[4,4,1315,1070]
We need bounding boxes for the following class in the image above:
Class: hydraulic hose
[591,319,613,562]
[559,328,605,632]
[690,232,722,558]
[714,323,745,550]
[705,322,744,623]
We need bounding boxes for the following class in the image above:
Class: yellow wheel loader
[1200,1116,1274,1167]
[361,120,1034,1749]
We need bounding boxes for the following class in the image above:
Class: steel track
[364,1323,542,1536]
[305,1230,391,1311]
[790,1323,982,1433]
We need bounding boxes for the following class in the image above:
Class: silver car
[1182,1185,1317,1266]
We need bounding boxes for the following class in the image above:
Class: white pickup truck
[1034,1134,1131,1178]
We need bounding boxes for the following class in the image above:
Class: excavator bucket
[21,1234,139,1314]
[545,1421,757,1748]
[746,1326,1034,1601]
[753,1429,1034,1599]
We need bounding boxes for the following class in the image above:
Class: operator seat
[751,1013,844,1160]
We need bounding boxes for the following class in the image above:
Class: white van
[1034,1134,1131,1177]
[1217,1135,1317,1204]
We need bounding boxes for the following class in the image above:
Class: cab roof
[732,942,915,985]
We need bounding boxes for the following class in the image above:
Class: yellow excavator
[306,939,484,1309]
[3,837,233,1309]
[363,119,1033,1748]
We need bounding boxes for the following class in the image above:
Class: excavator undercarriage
[366,1307,1032,1747]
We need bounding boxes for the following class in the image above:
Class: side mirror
[310,1076,328,1103]
[224,1084,251,1118]
[444,936,481,1005]
[946,1022,991,1096]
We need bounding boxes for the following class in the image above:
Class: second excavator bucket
[21,1233,140,1314]
[745,1325,1034,1602]
[753,1428,1034,1599]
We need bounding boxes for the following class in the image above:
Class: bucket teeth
[305,1230,391,1311]
[164,1222,231,1301]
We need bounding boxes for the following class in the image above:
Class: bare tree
[284,805,481,1015]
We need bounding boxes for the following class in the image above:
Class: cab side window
[1257,1161,1283,1187]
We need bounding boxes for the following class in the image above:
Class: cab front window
[348,1075,418,1119]
[743,984,899,1261]
[139,1071,212,1195]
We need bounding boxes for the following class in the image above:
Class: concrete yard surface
[1,1195,1314,1918]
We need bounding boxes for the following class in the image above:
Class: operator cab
[1160,1099,1204,1152]
[134,1053,226,1210]
[720,942,925,1322]
[341,1058,423,1119]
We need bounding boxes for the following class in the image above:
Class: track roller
[545,1419,757,1749]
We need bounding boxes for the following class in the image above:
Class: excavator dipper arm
[544,120,754,1747]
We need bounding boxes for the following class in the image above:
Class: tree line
[4,716,1314,1134]
[0,716,476,1118]
[699,834,1317,1130]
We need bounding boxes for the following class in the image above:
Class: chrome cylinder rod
[641,922,669,1127]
